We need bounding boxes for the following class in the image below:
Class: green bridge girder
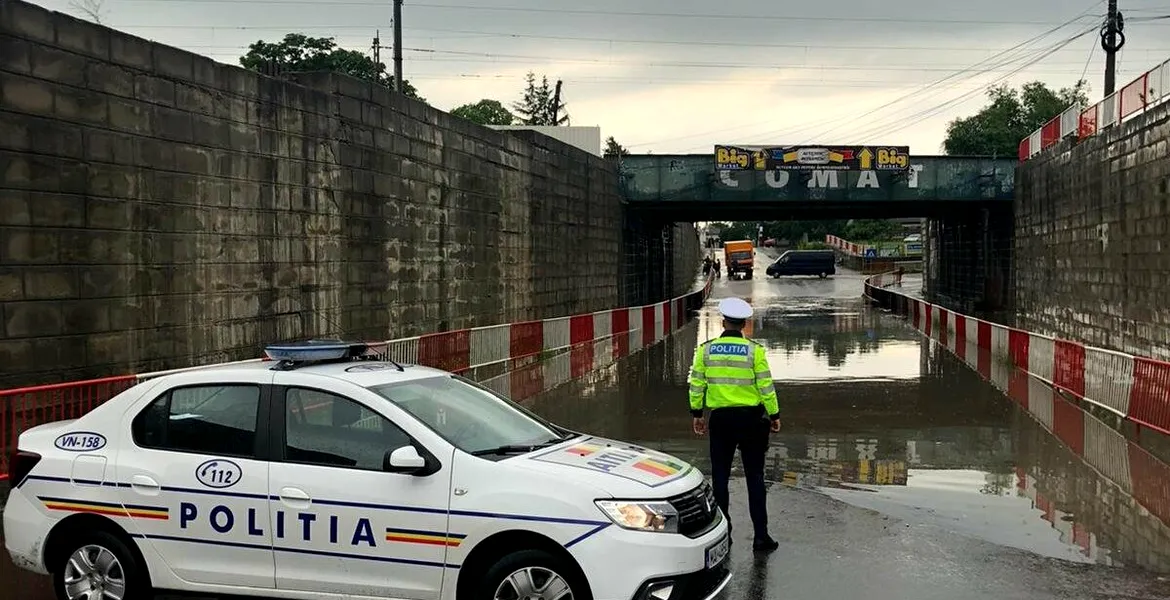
[618,154,1017,220]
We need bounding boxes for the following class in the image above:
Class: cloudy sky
[31,0,1170,154]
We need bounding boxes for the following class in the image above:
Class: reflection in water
[520,294,1170,576]
[694,297,923,380]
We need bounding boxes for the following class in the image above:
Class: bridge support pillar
[619,211,701,308]
[923,204,1014,321]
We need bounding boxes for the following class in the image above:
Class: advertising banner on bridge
[715,145,911,172]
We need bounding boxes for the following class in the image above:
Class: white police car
[5,341,730,600]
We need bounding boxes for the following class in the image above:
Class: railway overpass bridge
[618,154,1016,220]
[618,152,1019,314]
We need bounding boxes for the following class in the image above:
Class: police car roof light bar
[264,340,369,369]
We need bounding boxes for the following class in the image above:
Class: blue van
[766,250,836,278]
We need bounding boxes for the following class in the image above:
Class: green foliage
[715,219,905,245]
[943,80,1088,156]
[239,33,424,101]
[798,241,831,250]
[451,99,515,125]
[842,219,903,241]
[512,72,569,126]
[604,136,629,159]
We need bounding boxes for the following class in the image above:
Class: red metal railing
[1,375,139,480]
[1020,55,1170,161]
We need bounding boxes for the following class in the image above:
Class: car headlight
[595,500,679,533]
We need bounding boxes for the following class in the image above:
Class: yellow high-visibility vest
[687,333,778,418]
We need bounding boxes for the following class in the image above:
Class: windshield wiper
[471,438,565,457]
[470,444,542,456]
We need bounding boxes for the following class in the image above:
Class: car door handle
[279,487,312,509]
[130,475,161,496]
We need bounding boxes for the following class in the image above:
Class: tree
[604,136,629,159]
[943,80,1088,156]
[239,34,425,102]
[69,0,106,23]
[451,99,515,125]
[843,219,903,241]
[512,72,569,126]
[714,219,904,244]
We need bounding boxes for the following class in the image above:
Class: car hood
[509,435,704,497]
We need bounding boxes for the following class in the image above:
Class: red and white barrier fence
[864,272,1170,434]
[0,276,716,480]
[825,234,866,256]
[1019,55,1170,161]
[1008,360,1170,549]
[866,272,1170,541]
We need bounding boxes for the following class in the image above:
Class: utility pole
[392,0,403,92]
[1101,0,1126,95]
[372,30,380,68]
[549,79,563,125]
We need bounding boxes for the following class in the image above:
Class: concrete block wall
[0,0,694,386]
[1015,100,1170,359]
[671,222,702,297]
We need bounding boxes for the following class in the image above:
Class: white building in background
[700,222,725,249]
[490,125,602,157]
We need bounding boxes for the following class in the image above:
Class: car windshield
[730,251,751,260]
[369,376,568,455]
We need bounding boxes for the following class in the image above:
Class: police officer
[688,297,780,552]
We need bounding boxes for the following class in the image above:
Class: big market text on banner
[714,145,911,172]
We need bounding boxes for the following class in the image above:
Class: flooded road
[529,267,1170,600]
[5,264,1170,599]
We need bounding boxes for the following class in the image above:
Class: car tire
[52,529,151,600]
[477,548,590,600]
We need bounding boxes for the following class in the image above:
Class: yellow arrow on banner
[783,151,799,163]
[827,151,845,163]
[858,147,874,169]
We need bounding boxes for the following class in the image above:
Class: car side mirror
[384,445,427,474]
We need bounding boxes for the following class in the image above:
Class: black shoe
[753,536,779,552]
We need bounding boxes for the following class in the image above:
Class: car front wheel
[53,530,149,600]
[479,549,588,600]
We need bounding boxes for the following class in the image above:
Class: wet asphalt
[5,256,1170,600]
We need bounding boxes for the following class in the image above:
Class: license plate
[705,534,729,569]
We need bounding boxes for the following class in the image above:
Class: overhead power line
[367,26,1170,53]
[842,28,1098,144]
[651,1,1103,151]
[105,21,1170,56]
[397,47,1124,74]
[791,6,1105,145]
[108,0,1101,25]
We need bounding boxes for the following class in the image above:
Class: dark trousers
[708,406,770,538]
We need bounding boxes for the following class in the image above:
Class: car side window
[283,388,412,471]
[131,385,261,457]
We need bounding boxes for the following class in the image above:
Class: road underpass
[5,263,1170,600]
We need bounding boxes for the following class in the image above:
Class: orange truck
[723,240,755,280]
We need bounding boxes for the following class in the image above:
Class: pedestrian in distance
[713,259,721,279]
[687,297,781,552]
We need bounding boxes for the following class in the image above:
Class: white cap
[718,297,753,321]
